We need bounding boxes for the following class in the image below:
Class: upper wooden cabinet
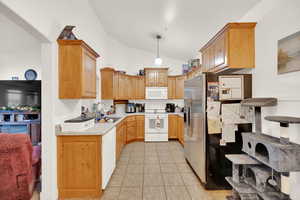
[58,40,99,99]
[100,68,114,99]
[145,68,168,87]
[200,23,256,73]
[135,76,145,99]
[168,77,176,99]
[100,68,145,100]
[168,75,185,99]
[175,76,185,99]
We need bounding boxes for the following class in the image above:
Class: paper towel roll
[281,174,290,195]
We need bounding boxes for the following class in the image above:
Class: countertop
[56,112,183,136]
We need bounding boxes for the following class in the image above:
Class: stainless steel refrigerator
[184,74,248,190]
[184,75,207,184]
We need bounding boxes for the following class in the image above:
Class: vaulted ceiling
[90,0,260,61]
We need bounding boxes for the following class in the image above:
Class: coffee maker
[135,103,145,113]
[125,103,136,113]
[165,103,175,113]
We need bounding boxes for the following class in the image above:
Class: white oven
[145,87,168,99]
[145,113,168,142]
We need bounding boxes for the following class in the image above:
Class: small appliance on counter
[165,103,175,113]
[135,103,145,113]
[125,103,136,113]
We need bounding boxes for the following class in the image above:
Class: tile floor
[100,141,230,200]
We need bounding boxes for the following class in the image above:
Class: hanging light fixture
[154,35,162,66]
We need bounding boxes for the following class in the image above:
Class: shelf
[225,177,256,194]
[225,154,260,165]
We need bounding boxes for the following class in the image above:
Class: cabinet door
[175,76,185,99]
[156,70,168,87]
[168,77,176,99]
[101,68,114,99]
[116,123,122,161]
[135,76,145,99]
[129,76,136,99]
[145,70,157,87]
[57,136,101,198]
[168,115,178,139]
[136,115,145,140]
[126,116,136,142]
[202,50,210,72]
[82,50,96,98]
[208,45,216,71]
[118,74,127,100]
[126,126,136,142]
[177,116,184,144]
[113,72,119,99]
[214,32,227,69]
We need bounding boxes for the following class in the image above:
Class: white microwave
[145,87,168,99]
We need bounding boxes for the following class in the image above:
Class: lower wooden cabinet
[177,116,184,145]
[57,135,102,199]
[168,115,184,145]
[116,122,124,162]
[126,116,137,143]
[168,115,178,139]
[136,115,145,140]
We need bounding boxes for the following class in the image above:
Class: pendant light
[154,35,162,66]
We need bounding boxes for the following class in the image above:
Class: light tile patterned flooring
[100,141,230,200]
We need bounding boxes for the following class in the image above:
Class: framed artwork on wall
[278,30,300,74]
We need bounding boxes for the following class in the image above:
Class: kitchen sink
[106,117,121,123]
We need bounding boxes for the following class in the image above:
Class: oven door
[145,115,168,133]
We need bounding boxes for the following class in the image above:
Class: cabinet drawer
[127,121,136,127]
[126,116,136,122]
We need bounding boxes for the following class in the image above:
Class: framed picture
[278,30,300,74]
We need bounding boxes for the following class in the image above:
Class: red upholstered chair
[0,133,41,200]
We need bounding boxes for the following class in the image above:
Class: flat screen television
[0,81,41,107]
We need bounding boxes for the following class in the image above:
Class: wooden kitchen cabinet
[116,122,124,161]
[57,135,102,199]
[136,115,145,140]
[145,68,168,87]
[168,75,185,99]
[117,73,128,100]
[175,75,185,99]
[100,67,114,99]
[177,116,184,145]
[168,77,176,99]
[135,76,145,99]
[200,23,256,73]
[126,116,137,143]
[168,115,178,139]
[58,40,99,99]
[128,75,136,100]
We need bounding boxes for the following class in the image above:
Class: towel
[0,133,33,200]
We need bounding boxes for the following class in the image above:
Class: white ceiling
[90,0,260,61]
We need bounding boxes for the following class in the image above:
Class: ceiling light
[155,35,162,66]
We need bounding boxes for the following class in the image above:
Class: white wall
[240,0,300,199]
[0,13,42,80]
